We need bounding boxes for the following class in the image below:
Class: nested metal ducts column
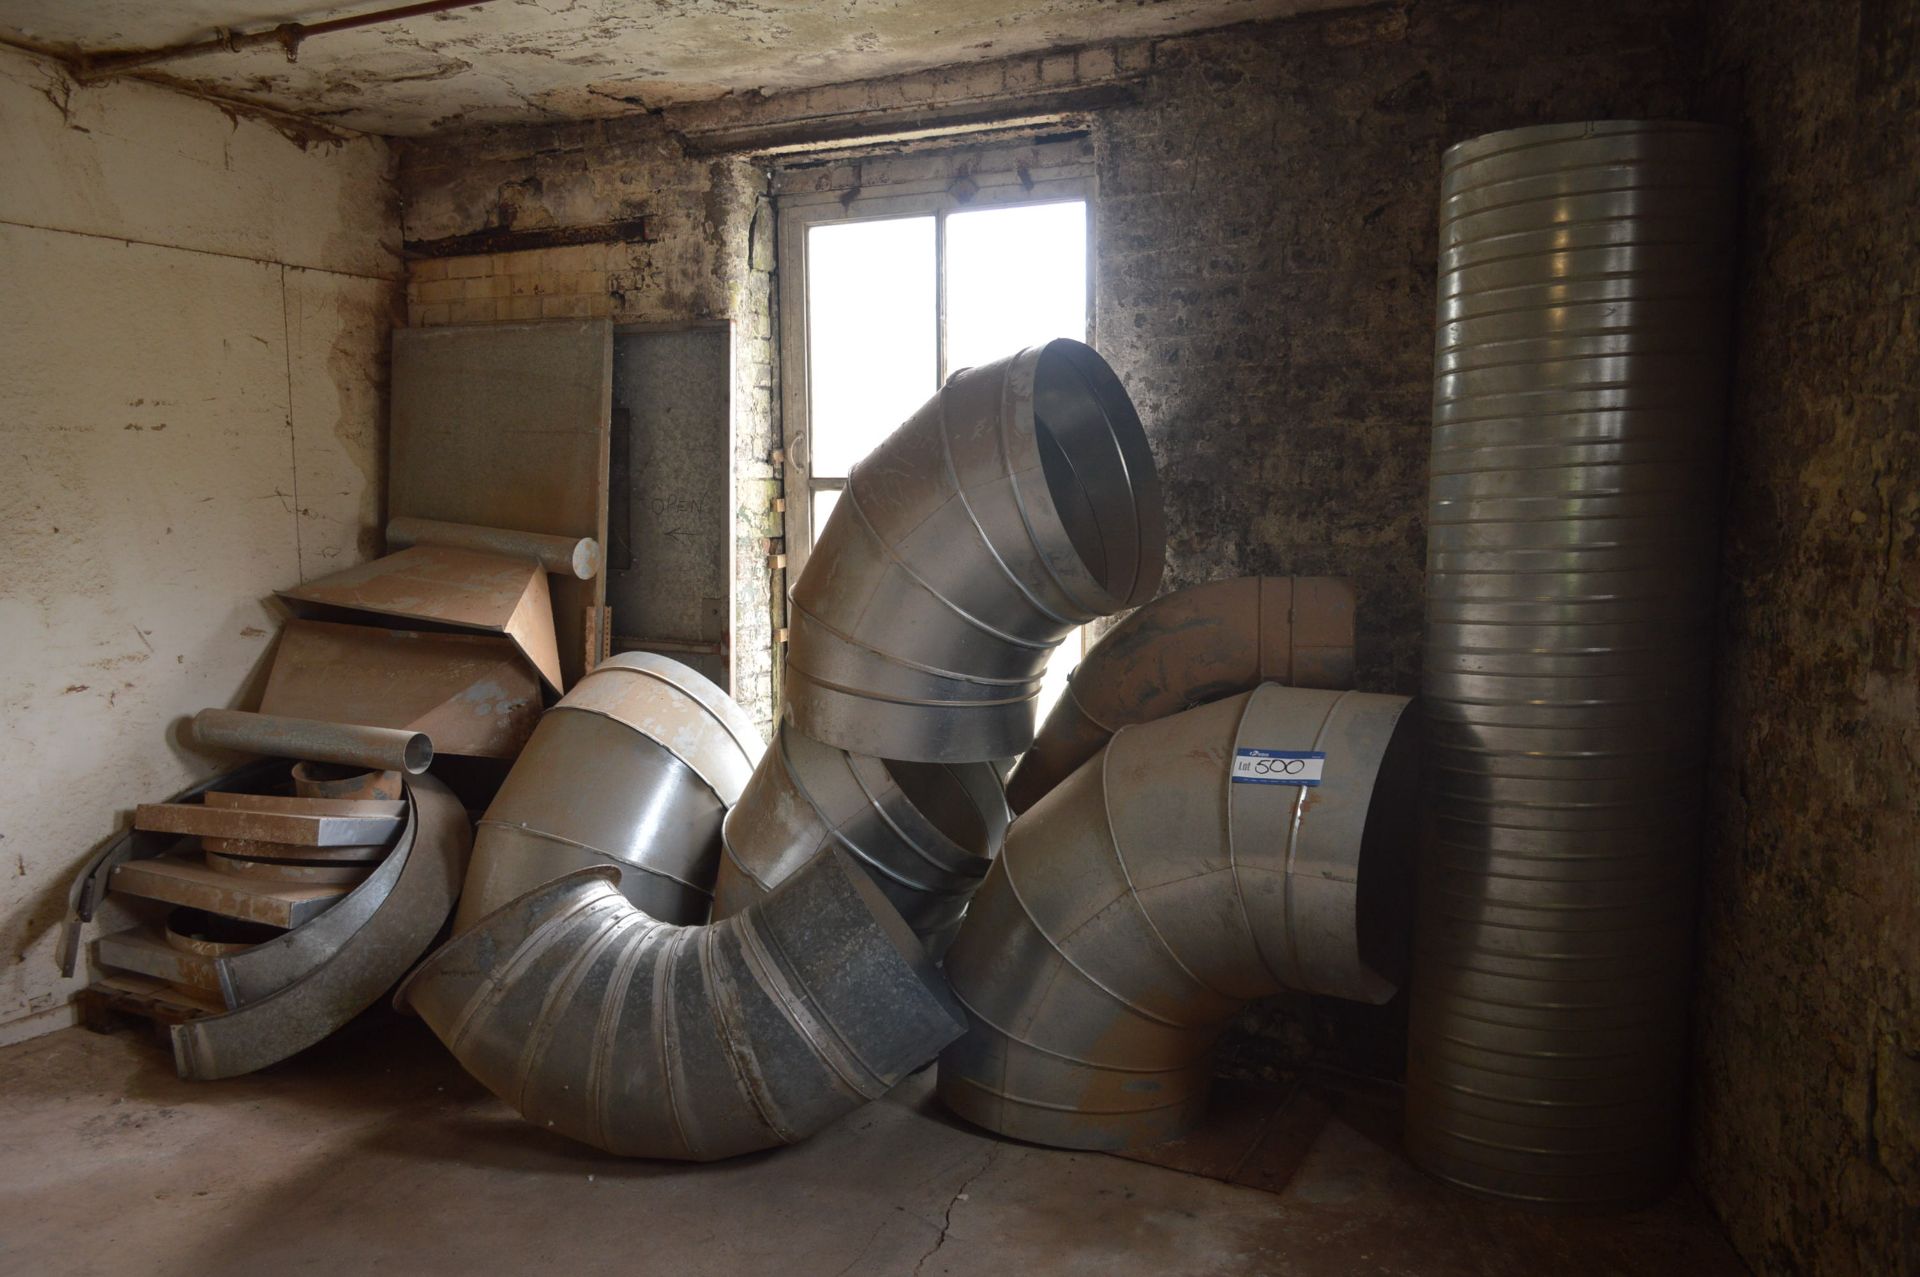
[1408,121,1738,1210]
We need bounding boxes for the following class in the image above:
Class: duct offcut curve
[938,684,1419,1150]
[786,338,1166,764]
[454,652,762,932]
[712,718,1010,956]
[1005,575,1359,814]
[1407,120,1737,1213]
[398,848,965,1160]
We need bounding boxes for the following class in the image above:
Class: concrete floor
[0,1019,1748,1277]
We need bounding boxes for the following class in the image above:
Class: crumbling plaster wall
[0,45,402,1043]
[1690,0,1920,1271]
[396,129,781,736]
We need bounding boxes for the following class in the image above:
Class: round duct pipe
[938,684,1419,1150]
[786,339,1165,764]
[454,652,762,932]
[1406,120,1738,1211]
[398,849,965,1160]
[1005,575,1358,814]
[712,718,1008,955]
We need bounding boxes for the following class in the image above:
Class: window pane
[812,486,841,536]
[807,217,937,478]
[945,200,1088,375]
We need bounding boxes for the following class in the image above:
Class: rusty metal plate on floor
[259,620,542,760]
[277,545,564,694]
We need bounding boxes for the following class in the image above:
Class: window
[778,161,1096,722]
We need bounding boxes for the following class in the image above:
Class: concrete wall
[396,129,782,735]
[1691,1,1920,1271]
[0,46,401,1044]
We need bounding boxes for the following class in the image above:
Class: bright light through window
[806,217,937,478]
[801,196,1092,731]
[945,201,1088,376]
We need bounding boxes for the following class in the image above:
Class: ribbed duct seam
[1407,120,1738,1213]
[786,339,1165,764]
[713,718,1008,956]
[1006,575,1357,814]
[938,684,1418,1151]
[399,848,965,1160]
[454,652,762,932]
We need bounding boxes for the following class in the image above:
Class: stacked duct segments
[1408,122,1737,1209]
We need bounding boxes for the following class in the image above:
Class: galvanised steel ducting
[1005,575,1358,814]
[786,339,1165,764]
[397,848,966,1160]
[454,652,761,932]
[1407,120,1738,1211]
[712,719,1008,956]
[938,684,1419,1150]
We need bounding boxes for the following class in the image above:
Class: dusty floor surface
[0,1019,1747,1276]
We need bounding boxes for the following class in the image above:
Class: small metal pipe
[73,0,496,83]
[191,708,431,775]
[386,516,601,581]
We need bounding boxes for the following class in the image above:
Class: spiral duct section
[938,684,1419,1151]
[398,849,965,1160]
[454,652,762,932]
[1005,575,1358,814]
[713,719,1008,956]
[1406,121,1738,1211]
[786,338,1165,763]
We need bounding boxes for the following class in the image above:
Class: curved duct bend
[938,684,1418,1151]
[713,719,1009,956]
[787,338,1165,764]
[398,848,965,1160]
[1006,575,1358,814]
[454,652,761,932]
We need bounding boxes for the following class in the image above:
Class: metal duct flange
[454,652,762,932]
[1006,575,1357,813]
[1407,119,1738,1213]
[397,847,966,1160]
[787,339,1165,764]
[938,684,1418,1151]
[712,718,1008,954]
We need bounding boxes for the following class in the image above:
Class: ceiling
[0,0,1350,136]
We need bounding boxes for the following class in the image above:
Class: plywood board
[390,321,612,688]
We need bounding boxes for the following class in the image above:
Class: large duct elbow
[398,848,965,1160]
[1005,575,1358,814]
[712,719,1009,955]
[787,339,1165,763]
[938,684,1418,1151]
[454,653,762,932]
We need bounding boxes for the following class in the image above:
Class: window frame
[775,164,1097,580]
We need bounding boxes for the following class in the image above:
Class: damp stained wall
[0,44,402,1043]
[1691,0,1920,1270]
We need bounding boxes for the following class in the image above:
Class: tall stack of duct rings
[1407,121,1739,1210]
